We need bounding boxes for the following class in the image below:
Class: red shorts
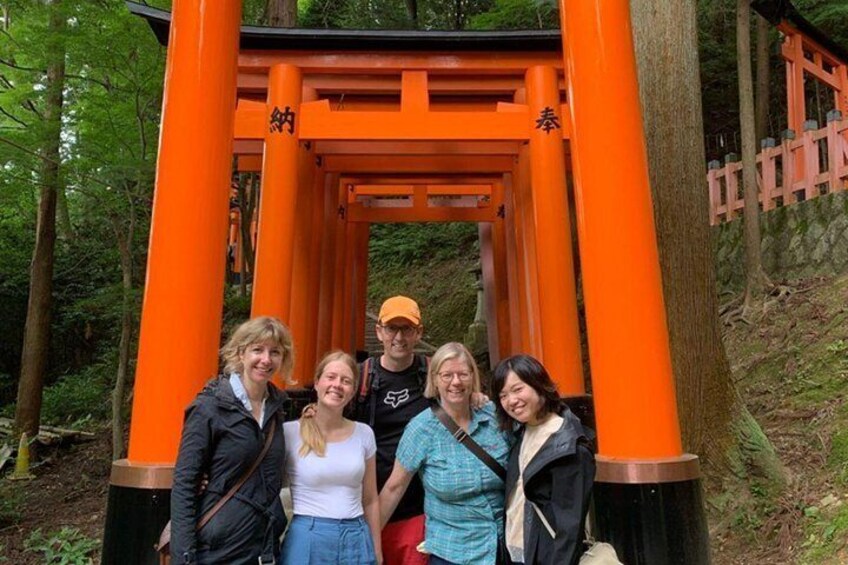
[381,514,427,565]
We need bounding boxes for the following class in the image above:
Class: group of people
[170,296,596,565]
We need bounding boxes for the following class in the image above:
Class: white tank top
[283,421,376,519]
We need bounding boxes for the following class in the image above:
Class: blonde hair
[220,316,295,379]
[299,351,359,458]
[423,342,481,399]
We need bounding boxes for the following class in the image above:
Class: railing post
[802,119,819,201]
[827,110,844,194]
[760,137,777,211]
[707,160,721,225]
[724,153,740,220]
[781,129,797,204]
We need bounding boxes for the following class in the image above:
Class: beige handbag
[579,542,623,565]
[530,503,624,565]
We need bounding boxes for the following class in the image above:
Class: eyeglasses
[379,324,418,337]
[437,371,473,383]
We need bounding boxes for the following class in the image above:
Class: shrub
[24,527,98,565]
[38,363,113,426]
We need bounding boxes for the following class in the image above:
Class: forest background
[0,0,847,563]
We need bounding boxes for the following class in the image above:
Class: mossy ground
[712,274,848,564]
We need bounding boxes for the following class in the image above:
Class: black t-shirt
[362,356,429,522]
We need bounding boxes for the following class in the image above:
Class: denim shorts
[279,514,376,564]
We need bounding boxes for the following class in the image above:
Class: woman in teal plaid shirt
[379,342,510,565]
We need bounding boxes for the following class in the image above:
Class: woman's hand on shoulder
[470,391,490,409]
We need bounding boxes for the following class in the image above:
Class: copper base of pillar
[109,459,174,489]
[595,453,700,484]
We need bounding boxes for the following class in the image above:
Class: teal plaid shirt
[396,402,510,565]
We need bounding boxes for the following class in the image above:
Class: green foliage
[801,502,848,563]
[0,487,23,529]
[301,0,496,29]
[222,288,254,338]
[40,364,114,426]
[368,224,478,346]
[469,0,556,30]
[1,358,114,425]
[24,527,98,565]
[369,223,477,268]
[0,0,162,415]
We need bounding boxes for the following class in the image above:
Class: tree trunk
[14,0,66,443]
[630,0,783,487]
[755,14,771,142]
[738,0,770,311]
[237,173,257,278]
[56,184,74,242]
[110,195,135,461]
[404,0,418,28]
[267,0,296,27]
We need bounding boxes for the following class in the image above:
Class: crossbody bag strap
[430,402,506,482]
[531,502,557,539]
[196,413,277,530]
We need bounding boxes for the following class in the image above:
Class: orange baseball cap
[378,296,421,325]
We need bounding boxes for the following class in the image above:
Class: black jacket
[504,408,595,565]
[170,376,288,565]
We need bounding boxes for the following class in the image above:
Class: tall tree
[755,13,771,141]
[630,0,783,487]
[737,0,770,315]
[64,1,164,459]
[404,0,419,28]
[14,0,66,441]
[266,0,297,27]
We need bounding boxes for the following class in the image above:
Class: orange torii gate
[105,2,709,564]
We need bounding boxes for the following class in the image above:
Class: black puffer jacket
[170,376,287,565]
[504,408,595,565]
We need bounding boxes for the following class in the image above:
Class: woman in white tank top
[279,351,382,564]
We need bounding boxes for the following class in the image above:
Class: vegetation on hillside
[367,223,479,347]
[713,274,848,564]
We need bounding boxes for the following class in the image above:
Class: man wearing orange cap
[353,296,430,565]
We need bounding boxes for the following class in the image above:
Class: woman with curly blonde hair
[170,316,293,564]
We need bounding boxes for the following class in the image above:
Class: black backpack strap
[430,401,506,482]
[358,357,373,403]
[416,353,430,389]
[357,357,380,427]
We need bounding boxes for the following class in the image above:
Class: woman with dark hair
[491,354,595,565]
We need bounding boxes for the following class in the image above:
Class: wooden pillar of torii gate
[560,0,709,562]
[102,1,243,562]
[107,1,710,562]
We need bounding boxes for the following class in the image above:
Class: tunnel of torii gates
[104,2,709,564]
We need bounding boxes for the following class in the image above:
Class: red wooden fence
[707,114,848,225]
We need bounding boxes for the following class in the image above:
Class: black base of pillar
[593,477,710,565]
[101,483,170,565]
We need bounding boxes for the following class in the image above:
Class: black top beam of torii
[128,1,847,62]
[125,1,562,52]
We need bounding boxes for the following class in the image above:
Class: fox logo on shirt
[384,389,410,408]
